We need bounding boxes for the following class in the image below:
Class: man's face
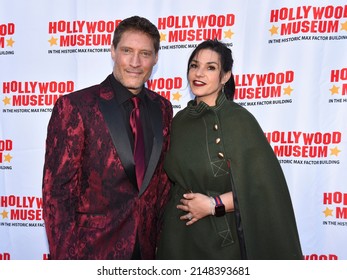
[111,30,158,94]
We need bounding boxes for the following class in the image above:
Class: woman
[156,39,303,260]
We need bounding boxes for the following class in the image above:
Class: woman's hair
[187,39,235,100]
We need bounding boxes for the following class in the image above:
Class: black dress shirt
[109,73,154,167]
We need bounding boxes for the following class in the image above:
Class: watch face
[215,204,226,217]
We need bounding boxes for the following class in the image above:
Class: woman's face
[188,49,230,106]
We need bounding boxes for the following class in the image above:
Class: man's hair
[112,16,160,53]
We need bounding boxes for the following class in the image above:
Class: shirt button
[213,124,218,131]
[216,138,221,144]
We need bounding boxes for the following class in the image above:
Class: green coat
[156,93,303,260]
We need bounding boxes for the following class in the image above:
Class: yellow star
[172,91,182,101]
[3,96,11,105]
[224,29,234,39]
[4,153,13,163]
[6,37,15,47]
[283,85,293,96]
[329,85,339,95]
[323,207,333,217]
[48,36,58,46]
[1,210,9,219]
[269,25,279,36]
[341,20,347,32]
[160,32,167,42]
[330,146,341,156]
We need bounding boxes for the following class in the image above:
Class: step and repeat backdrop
[1,0,346,260]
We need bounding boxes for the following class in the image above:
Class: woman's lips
[193,80,205,86]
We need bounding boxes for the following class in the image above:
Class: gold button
[218,152,224,159]
[213,124,218,131]
[216,138,221,144]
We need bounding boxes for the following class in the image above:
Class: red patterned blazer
[42,75,173,259]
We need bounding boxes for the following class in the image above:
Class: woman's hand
[177,191,234,226]
[177,192,212,226]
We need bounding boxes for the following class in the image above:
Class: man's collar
[110,73,145,104]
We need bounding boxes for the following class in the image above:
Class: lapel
[139,93,164,196]
[98,78,164,195]
[98,80,137,187]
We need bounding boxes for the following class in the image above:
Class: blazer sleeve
[42,95,84,259]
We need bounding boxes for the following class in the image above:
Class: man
[42,16,173,259]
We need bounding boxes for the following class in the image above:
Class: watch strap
[214,195,226,217]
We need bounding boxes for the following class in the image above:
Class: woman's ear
[222,71,232,85]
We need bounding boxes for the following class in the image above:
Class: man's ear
[110,45,116,61]
[154,52,159,65]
